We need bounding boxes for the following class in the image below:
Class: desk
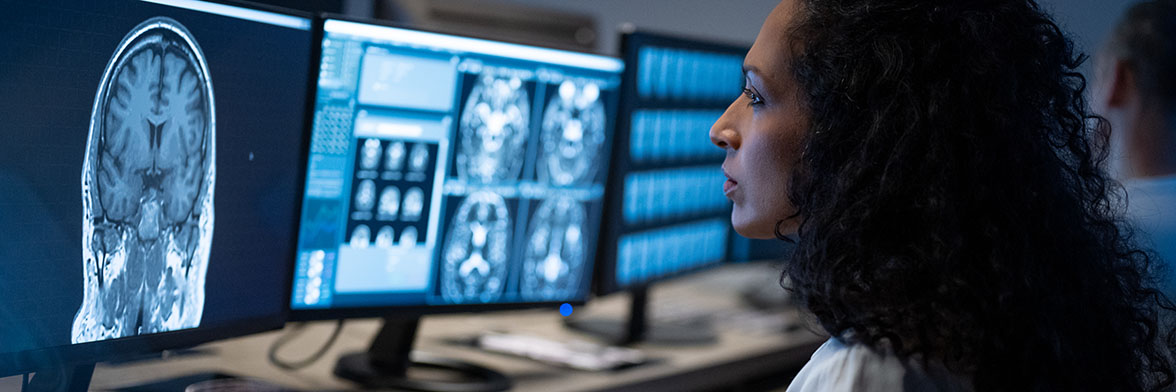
[88,263,825,391]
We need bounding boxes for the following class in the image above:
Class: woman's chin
[731,213,777,239]
[732,208,799,239]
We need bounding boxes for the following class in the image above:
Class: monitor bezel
[592,29,751,296]
[0,0,316,377]
[288,14,621,322]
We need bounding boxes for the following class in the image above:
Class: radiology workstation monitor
[0,0,314,387]
[287,17,622,390]
[565,30,749,344]
[291,19,622,316]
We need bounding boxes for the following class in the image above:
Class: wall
[484,0,780,54]
[490,0,1138,63]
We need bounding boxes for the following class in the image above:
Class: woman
[711,0,1176,390]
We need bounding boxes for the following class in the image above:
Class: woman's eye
[742,88,764,106]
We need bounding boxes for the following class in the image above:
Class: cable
[21,373,28,391]
[267,320,345,371]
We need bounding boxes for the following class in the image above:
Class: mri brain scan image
[457,75,529,183]
[521,197,586,300]
[75,17,215,343]
[402,187,424,222]
[377,186,400,221]
[355,180,376,212]
[350,225,371,248]
[400,226,418,248]
[409,143,429,173]
[385,141,405,172]
[375,226,395,248]
[440,191,511,303]
[303,250,326,305]
[540,81,606,186]
[361,138,381,170]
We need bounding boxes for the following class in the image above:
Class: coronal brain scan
[441,191,511,303]
[385,141,405,172]
[457,75,529,184]
[409,143,429,173]
[400,226,418,247]
[375,226,395,248]
[350,225,371,248]
[360,138,382,170]
[521,197,586,300]
[402,187,425,221]
[540,81,606,186]
[75,17,215,343]
[377,186,400,220]
[355,180,376,212]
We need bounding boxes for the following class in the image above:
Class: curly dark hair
[777,0,1176,390]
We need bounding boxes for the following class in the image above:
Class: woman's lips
[724,179,738,195]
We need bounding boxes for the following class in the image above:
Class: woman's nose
[710,101,741,150]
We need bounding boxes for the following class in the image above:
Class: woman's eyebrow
[742,64,760,78]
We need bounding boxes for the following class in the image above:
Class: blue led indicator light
[560,303,573,317]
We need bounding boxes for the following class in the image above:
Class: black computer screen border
[288,14,622,322]
[0,0,317,377]
[593,30,751,296]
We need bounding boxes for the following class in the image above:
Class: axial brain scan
[521,197,586,300]
[74,17,215,343]
[441,191,511,303]
[540,81,606,186]
[457,75,529,183]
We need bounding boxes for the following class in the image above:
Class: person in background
[712,0,1176,390]
[1094,0,1176,298]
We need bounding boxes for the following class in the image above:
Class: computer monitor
[289,17,622,391]
[564,30,750,345]
[0,0,313,388]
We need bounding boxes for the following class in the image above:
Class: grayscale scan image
[75,17,215,343]
[522,197,586,300]
[539,80,606,186]
[441,191,511,303]
[457,75,529,184]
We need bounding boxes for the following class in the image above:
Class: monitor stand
[563,285,717,345]
[334,317,511,392]
[24,363,94,392]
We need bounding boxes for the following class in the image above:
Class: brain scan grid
[345,139,436,250]
[76,17,215,344]
[292,20,620,310]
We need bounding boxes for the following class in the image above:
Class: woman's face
[710,0,810,239]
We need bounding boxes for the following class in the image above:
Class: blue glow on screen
[292,19,622,310]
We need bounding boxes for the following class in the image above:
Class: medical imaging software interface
[0,0,310,354]
[609,34,746,289]
[293,20,622,309]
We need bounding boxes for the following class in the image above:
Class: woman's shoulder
[786,338,972,392]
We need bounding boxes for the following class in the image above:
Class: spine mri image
[74,17,215,343]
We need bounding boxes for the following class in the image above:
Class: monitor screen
[0,0,312,372]
[291,19,622,315]
[596,31,747,294]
